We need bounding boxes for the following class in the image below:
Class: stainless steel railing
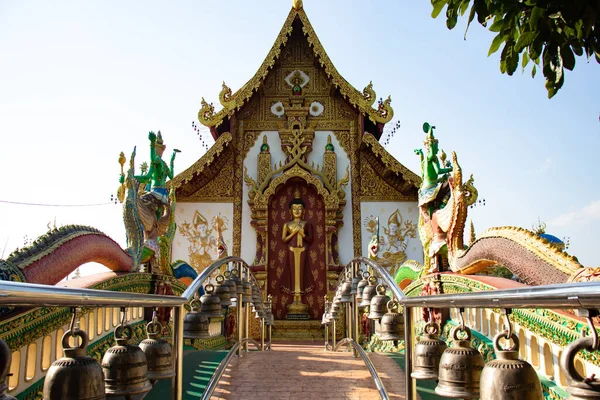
[0,255,267,400]
[401,280,600,400]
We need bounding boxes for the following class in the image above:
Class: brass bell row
[411,309,544,399]
[43,307,175,399]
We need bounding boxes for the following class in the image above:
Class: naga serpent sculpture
[0,225,132,285]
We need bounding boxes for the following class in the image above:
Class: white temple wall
[172,202,233,271]
[241,131,285,264]
[360,201,423,267]
[308,131,353,265]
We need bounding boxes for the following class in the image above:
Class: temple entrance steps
[271,320,324,341]
[210,342,418,400]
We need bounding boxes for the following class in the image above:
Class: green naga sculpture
[415,123,453,217]
[119,131,179,274]
[415,123,454,273]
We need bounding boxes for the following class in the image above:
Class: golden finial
[292,0,303,10]
[118,152,126,168]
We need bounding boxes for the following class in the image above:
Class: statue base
[273,320,323,341]
[285,300,310,320]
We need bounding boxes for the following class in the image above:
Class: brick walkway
[211,342,416,400]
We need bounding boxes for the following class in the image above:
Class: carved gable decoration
[360,133,421,201]
[171,132,234,202]
[197,7,394,131]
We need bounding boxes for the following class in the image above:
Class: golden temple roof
[197,5,394,129]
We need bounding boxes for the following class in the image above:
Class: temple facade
[169,2,423,321]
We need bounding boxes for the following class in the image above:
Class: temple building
[169,0,423,323]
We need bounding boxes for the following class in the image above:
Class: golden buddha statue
[281,188,313,319]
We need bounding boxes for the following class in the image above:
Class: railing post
[353,262,359,358]
[260,317,265,350]
[172,304,184,400]
[244,267,250,353]
[404,305,416,400]
[324,320,329,351]
[332,317,336,349]
[237,262,243,357]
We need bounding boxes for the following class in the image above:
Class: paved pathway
[211,342,416,400]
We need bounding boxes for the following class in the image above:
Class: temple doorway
[267,179,326,320]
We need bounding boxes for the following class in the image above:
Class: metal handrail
[400,280,600,400]
[182,256,247,301]
[0,280,187,307]
[353,257,405,300]
[333,338,389,400]
[401,280,600,309]
[0,256,267,400]
[201,338,263,400]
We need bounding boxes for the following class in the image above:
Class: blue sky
[0,1,598,269]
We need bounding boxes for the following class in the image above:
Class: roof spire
[292,0,303,10]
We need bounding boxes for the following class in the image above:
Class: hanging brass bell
[214,274,232,307]
[223,270,238,300]
[183,299,210,339]
[230,269,243,295]
[43,329,105,400]
[411,322,447,380]
[139,319,174,383]
[368,284,391,320]
[436,325,485,399]
[241,279,253,305]
[356,271,370,303]
[102,324,152,398]
[379,300,404,341]
[560,336,600,399]
[480,330,543,399]
[340,271,354,303]
[200,284,223,318]
[359,276,378,307]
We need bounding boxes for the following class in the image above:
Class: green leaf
[532,64,537,78]
[561,45,576,71]
[522,51,530,69]
[515,31,537,52]
[488,33,506,56]
[446,3,458,29]
[530,6,545,30]
[488,18,504,32]
[464,3,477,39]
[530,38,543,61]
[459,0,470,16]
[474,0,489,25]
[432,0,447,18]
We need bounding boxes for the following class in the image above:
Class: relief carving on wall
[364,211,417,277]
[178,212,229,273]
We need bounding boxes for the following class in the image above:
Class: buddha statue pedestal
[285,295,310,320]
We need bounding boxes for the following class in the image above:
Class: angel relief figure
[364,212,417,277]
[179,211,218,272]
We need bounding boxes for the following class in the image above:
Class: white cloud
[550,200,600,227]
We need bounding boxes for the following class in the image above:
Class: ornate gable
[197,5,393,131]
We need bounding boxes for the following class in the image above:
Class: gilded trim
[197,8,393,128]
[479,226,581,275]
[362,133,421,187]
[170,132,233,190]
